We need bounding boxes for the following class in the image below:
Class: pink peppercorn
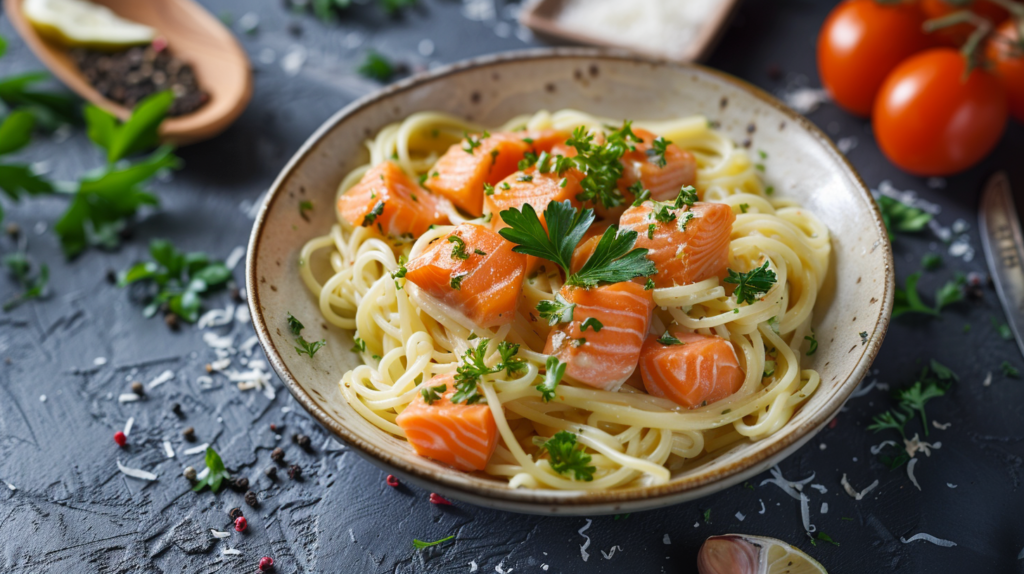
[385,475,399,488]
[429,493,452,505]
[113,431,127,447]
[152,37,168,52]
[234,516,247,532]
[258,556,274,571]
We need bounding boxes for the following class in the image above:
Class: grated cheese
[198,305,235,329]
[810,483,827,494]
[820,502,828,514]
[947,483,957,489]
[211,529,231,539]
[578,519,592,562]
[662,534,671,545]
[841,474,878,500]
[203,332,235,350]
[907,459,921,491]
[118,393,141,403]
[147,369,175,389]
[870,440,897,455]
[225,246,246,270]
[557,0,723,60]
[758,500,765,514]
[163,441,175,458]
[933,420,951,430]
[901,533,956,547]
[600,545,622,560]
[123,417,134,437]
[222,548,242,556]
[182,443,210,456]
[116,460,157,481]
[735,511,745,522]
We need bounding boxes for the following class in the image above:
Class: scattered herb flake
[724,261,777,305]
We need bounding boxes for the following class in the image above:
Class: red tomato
[817,0,933,117]
[873,48,1008,176]
[921,0,1010,46]
[987,19,1024,123]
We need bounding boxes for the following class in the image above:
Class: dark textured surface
[2,0,1024,572]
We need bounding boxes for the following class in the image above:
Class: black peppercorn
[244,490,258,507]
[182,427,195,441]
[171,402,184,417]
[228,507,244,521]
[287,464,302,480]
[270,447,285,463]
[230,287,243,303]
[264,466,278,480]
[231,477,250,492]
[130,381,144,396]
[105,269,117,284]
[293,433,310,449]
[164,313,180,331]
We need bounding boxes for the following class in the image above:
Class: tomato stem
[924,10,994,75]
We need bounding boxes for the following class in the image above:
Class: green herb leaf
[117,239,230,322]
[381,0,417,14]
[452,338,492,404]
[420,383,447,405]
[568,225,656,288]
[673,185,698,209]
[192,447,231,493]
[287,313,304,336]
[358,50,395,82]
[538,431,595,481]
[877,195,931,241]
[1001,361,1019,378]
[580,317,603,332]
[724,261,777,305]
[537,356,567,402]
[0,109,36,155]
[657,331,683,345]
[922,253,942,270]
[412,534,454,549]
[703,509,712,524]
[499,200,594,277]
[90,91,174,164]
[0,71,80,130]
[992,317,1013,340]
[867,409,908,440]
[891,273,939,318]
[448,235,470,260]
[646,136,671,168]
[815,532,840,546]
[804,332,818,356]
[536,294,575,326]
[2,252,48,311]
[897,380,945,435]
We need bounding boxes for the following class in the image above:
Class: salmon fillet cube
[404,223,527,330]
[619,201,735,288]
[618,128,698,203]
[395,373,498,472]
[543,281,655,392]
[337,160,449,237]
[639,330,745,408]
[425,132,531,216]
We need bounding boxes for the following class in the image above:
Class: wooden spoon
[3,0,253,145]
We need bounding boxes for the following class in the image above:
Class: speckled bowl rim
[246,47,895,511]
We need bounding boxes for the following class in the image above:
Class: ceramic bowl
[246,49,894,516]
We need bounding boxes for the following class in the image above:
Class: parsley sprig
[192,447,231,493]
[647,136,671,168]
[536,293,575,325]
[287,312,326,358]
[893,272,965,318]
[2,252,48,311]
[118,239,232,322]
[537,431,595,481]
[868,360,956,467]
[877,195,931,241]
[452,339,524,404]
[413,534,454,549]
[724,260,777,305]
[563,122,642,209]
[420,383,447,405]
[499,200,655,289]
[657,331,684,345]
[536,356,567,402]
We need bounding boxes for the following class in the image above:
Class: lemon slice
[698,534,828,574]
[24,0,155,51]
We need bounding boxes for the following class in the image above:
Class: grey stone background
[1,0,1023,572]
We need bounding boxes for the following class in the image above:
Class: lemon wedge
[24,0,155,51]
[698,534,828,574]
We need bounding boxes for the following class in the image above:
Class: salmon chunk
[425,132,531,216]
[486,168,584,232]
[395,373,498,472]
[639,330,745,408]
[543,281,655,391]
[338,160,449,237]
[619,128,698,203]
[619,201,734,288]
[404,223,527,329]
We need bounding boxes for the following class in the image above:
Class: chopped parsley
[500,182,510,190]
[739,203,749,213]
[629,181,651,206]
[673,185,698,208]
[814,532,839,547]
[498,200,656,289]
[391,254,408,288]
[869,359,956,464]
[859,331,868,344]
[449,273,465,290]
[299,200,313,221]
[118,240,232,323]
[724,260,777,305]
[462,130,489,154]
[644,278,655,290]
[1001,361,1019,378]
[517,174,534,182]
[537,431,595,481]
[412,534,454,549]
[448,235,471,260]
[678,212,695,232]
[652,204,677,224]
[804,332,818,356]
[703,509,712,524]
[563,121,642,209]
[893,272,964,318]
[993,317,1013,340]
[580,317,603,332]
[877,195,931,241]
[2,252,48,311]
[192,447,231,493]
[286,312,326,357]
[420,383,447,405]
[350,335,366,353]
[537,356,567,402]
[362,200,385,227]
[518,151,538,170]
[646,136,671,168]
[657,331,683,345]
[536,293,575,325]
[763,360,776,378]
[358,50,395,82]
[647,223,656,239]
[922,252,942,270]
[483,183,495,196]
[765,185,774,196]
[0,111,53,226]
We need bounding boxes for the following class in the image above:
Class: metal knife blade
[979,171,1024,359]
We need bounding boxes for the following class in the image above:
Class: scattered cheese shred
[900,533,956,547]
[820,502,828,514]
[578,519,592,562]
[663,534,671,545]
[182,443,210,456]
[211,529,231,539]
[907,458,921,491]
[163,440,175,458]
[932,420,951,430]
[870,440,897,455]
[118,393,141,403]
[735,511,745,522]
[225,245,246,270]
[198,305,236,329]
[841,474,879,500]
[116,460,157,481]
[222,548,242,556]
[147,369,175,389]
[123,417,134,437]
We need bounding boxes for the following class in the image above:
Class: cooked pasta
[298,109,829,490]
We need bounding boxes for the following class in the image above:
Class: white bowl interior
[247,51,892,515]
